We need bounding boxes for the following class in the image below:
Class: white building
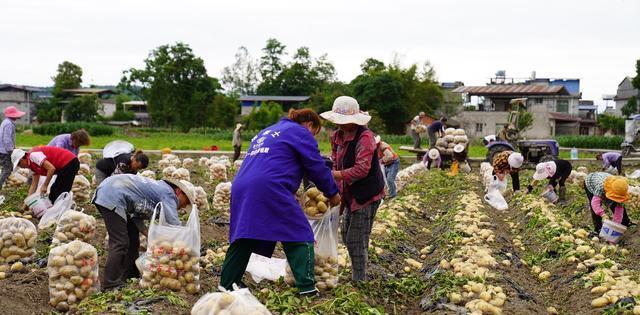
[606,77,639,116]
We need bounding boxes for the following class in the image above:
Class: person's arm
[39,160,57,195]
[295,129,340,201]
[511,171,521,191]
[381,147,394,164]
[612,204,625,223]
[602,155,611,169]
[161,198,182,226]
[28,173,39,196]
[337,132,376,185]
[591,196,605,217]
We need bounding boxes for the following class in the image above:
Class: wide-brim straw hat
[604,176,629,203]
[428,148,440,160]
[320,96,371,126]
[453,144,465,153]
[162,177,196,205]
[4,106,25,119]
[11,149,26,171]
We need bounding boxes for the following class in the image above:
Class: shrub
[555,135,624,150]
[33,122,115,136]
[110,110,135,121]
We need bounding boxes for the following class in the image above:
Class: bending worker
[584,172,632,233]
[529,159,572,205]
[492,150,524,193]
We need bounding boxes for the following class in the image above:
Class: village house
[605,77,639,116]
[62,88,117,117]
[0,84,47,124]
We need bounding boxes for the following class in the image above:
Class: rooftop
[63,88,116,95]
[123,101,147,106]
[0,84,46,92]
[453,84,570,96]
[239,95,310,102]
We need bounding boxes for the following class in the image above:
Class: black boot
[558,186,567,206]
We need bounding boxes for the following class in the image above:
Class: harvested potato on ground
[0,217,37,265]
[52,210,97,246]
[47,240,99,312]
[5,172,28,188]
[140,239,200,294]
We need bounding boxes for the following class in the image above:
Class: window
[556,100,569,113]
[475,123,483,132]
[535,98,543,104]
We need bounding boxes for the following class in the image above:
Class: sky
[1,0,639,106]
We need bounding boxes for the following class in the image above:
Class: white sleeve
[29,152,47,166]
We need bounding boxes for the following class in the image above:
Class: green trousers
[220,239,316,293]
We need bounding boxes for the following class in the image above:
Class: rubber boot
[558,186,567,206]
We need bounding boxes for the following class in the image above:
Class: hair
[71,129,91,146]
[441,117,448,122]
[288,108,321,134]
[133,150,149,168]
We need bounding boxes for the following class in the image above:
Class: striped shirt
[585,172,610,197]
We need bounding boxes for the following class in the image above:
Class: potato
[48,240,98,310]
[591,297,609,308]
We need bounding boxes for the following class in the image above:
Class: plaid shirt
[492,151,517,174]
[585,172,609,197]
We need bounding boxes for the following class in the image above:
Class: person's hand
[39,185,48,196]
[329,193,341,207]
[22,203,29,211]
[332,170,343,180]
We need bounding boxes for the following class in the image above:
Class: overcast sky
[1,0,638,105]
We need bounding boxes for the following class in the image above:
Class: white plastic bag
[191,284,271,315]
[484,189,508,211]
[212,182,231,213]
[140,203,201,294]
[72,175,91,203]
[245,253,287,283]
[488,175,508,194]
[0,217,37,264]
[461,161,471,173]
[626,169,640,179]
[47,240,99,312]
[38,192,74,229]
[606,166,618,175]
[102,140,134,158]
[52,210,97,245]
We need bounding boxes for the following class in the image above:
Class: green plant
[597,114,625,135]
[110,110,135,121]
[32,122,115,136]
[555,135,624,150]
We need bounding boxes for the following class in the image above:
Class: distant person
[375,135,400,198]
[451,144,470,175]
[0,106,25,190]
[409,112,426,149]
[427,117,447,148]
[423,148,443,170]
[529,159,573,205]
[232,123,243,162]
[596,152,622,175]
[482,135,497,146]
[48,129,91,156]
[491,151,524,193]
[94,150,149,186]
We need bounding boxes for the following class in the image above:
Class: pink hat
[4,106,25,119]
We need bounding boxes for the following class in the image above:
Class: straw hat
[4,106,25,119]
[235,123,243,130]
[320,96,371,126]
[428,148,440,160]
[11,149,26,171]
[507,152,524,169]
[453,144,465,153]
[162,177,196,205]
[533,161,557,180]
[604,176,629,203]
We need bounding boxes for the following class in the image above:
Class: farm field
[0,153,639,314]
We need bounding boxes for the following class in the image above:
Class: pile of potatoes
[138,170,156,180]
[0,218,37,265]
[193,186,210,212]
[182,158,194,169]
[47,240,99,312]
[77,153,92,165]
[72,175,91,203]
[140,239,200,294]
[233,159,243,170]
[303,187,329,218]
[213,182,231,213]
[162,166,177,178]
[5,172,28,188]
[209,163,228,181]
[172,168,191,182]
[284,255,338,292]
[52,210,97,246]
[78,164,91,177]
[191,289,271,315]
[198,157,210,167]
[201,245,228,269]
[395,162,426,192]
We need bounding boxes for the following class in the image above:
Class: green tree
[598,114,625,135]
[632,59,640,90]
[621,96,638,117]
[65,94,100,122]
[114,93,132,112]
[121,42,221,131]
[209,94,239,129]
[517,109,534,133]
[257,39,287,95]
[52,61,83,97]
[221,46,258,96]
[241,102,283,130]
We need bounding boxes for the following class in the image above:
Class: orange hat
[604,176,629,203]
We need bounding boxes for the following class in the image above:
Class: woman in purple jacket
[220,108,340,295]
[48,129,91,156]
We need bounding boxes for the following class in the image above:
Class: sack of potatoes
[71,175,91,203]
[162,166,177,179]
[209,163,228,182]
[138,170,156,180]
[5,172,28,188]
[191,285,271,315]
[193,186,210,212]
[213,182,231,213]
[182,158,194,169]
[284,255,339,292]
[52,210,97,246]
[47,240,99,312]
[172,168,191,182]
[0,217,37,265]
[233,159,243,170]
[78,164,91,177]
[77,153,92,165]
[198,157,209,167]
[303,187,329,219]
[140,239,200,294]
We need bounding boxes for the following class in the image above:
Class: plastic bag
[209,163,228,181]
[140,203,201,294]
[0,217,37,264]
[286,207,340,291]
[626,169,640,179]
[38,192,75,229]
[606,166,618,175]
[72,175,91,203]
[47,240,99,312]
[52,210,97,245]
[488,175,508,194]
[37,175,57,195]
[191,284,271,315]
[245,253,287,283]
[212,182,231,213]
[461,161,471,173]
[484,189,508,211]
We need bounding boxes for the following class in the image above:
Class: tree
[208,94,239,129]
[121,42,221,131]
[65,94,100,122]
[517,109,534,133]
[598,114,625,135]
[52,61,83,97]
[632,59,640,90]
[257,39,287,95]
[621,96,638,117]
[241,102,283,130]
[221,46,259,96]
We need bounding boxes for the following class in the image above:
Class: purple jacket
[229,118,339,243]
[601,152,621,168]
[48,134,78,156]
[0,118,16,154]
